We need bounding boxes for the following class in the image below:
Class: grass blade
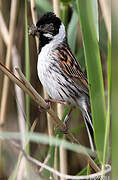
[112,7,118,178]
[67,9,78,53]
[35,0,52,14]
[0,132,96,156]
[25,0,30,135]
[25,0,30,178]
[91,0,99,41]
[76,0,107,162]
[101,41,111,179]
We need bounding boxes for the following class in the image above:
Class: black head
[29,12,64,52]
[36,12,61,37]
[32,12,62,51]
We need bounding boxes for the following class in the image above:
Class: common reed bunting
[29,12,94,151]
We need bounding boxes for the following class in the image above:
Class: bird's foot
[38,98,65,112]
[60,108,73,134]
[60,122,69,134]
[38,104,50,112]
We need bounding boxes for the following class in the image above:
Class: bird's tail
[83,107,95,152]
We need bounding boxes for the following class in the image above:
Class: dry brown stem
[0,0,18,125]
[99,0,111,40]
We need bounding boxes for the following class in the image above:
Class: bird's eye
[37,24,44,31]
[48,23,54,31]
[38,23,54,35]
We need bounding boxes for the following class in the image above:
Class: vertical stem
[112,2,118,178]
[25,0,30,179]
[0,1,18,175]
[0,0,18,125]
[53,143,59,180]
[25,0,30,140]
[43,89,54,139]
[57,104,68,180]
[61,4,69,30]
[101,41,111,179]
[52,0,60,17]
[30,0,39,52]
[0,8,26,180]
[99,0,111,40]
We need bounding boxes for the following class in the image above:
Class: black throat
[38,33,52,53]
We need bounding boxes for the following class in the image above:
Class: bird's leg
[61,108,73,133]
[45,98,66,104]
[38,99,65,112]
[64,108,73,125]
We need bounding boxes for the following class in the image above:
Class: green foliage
[25,1,30,178]
[91,0,99,41]
[61,3,69,30]
[35,0,52,15]
[101,41,111,179]
[60,0,72,4]
[25,0,30,132]
[67,9,78,53]
[25,0,30,149]
[76,0,107,162]
[112,11,118,179]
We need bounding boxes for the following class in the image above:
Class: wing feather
[56,44,89,95]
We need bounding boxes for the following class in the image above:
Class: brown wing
[56,45,89,95]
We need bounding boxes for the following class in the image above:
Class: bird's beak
[28,24,40,37]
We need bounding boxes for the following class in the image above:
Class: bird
[29,12,94,151]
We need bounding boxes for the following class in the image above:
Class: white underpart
[53,23,66,45]
[37,23,69,101]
